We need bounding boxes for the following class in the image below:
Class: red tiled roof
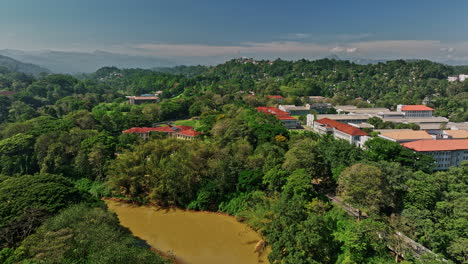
[267,95,285,99]
[0,91,16,96]
[401,105,435,111]
[256,107,297,121]
[256,106,289,116]
[122,127,162,133]
[401,139,468,152]
[277,115,297,120]
[316,118,369,136]
[177,129,201,137]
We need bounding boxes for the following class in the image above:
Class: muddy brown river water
[106,200,269,264]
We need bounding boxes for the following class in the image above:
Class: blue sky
[1,0,468,63]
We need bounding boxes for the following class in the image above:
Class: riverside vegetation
[0,59,466,264]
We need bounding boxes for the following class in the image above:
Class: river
[105,200,269,264]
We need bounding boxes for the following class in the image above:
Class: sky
[1,0,468,64]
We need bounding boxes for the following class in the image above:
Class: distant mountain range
[0,54,51,76]
[0,49,176,74]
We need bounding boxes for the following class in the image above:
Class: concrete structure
[313,118,369,148]
[402,139,468,170]
[257,106,299,129]
[307,103,333,113]
[349,122,374,129]
[378,130,433,143]
[278,105,310,116]
[122,125,200,140]
[448,74,468,82]
[126,92,161,105]
[397,105,434,118]
[307,114,371,126]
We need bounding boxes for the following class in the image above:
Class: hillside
[0,55,50,76]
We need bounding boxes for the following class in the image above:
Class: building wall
[426,150,468,170]
[403,110,433,118]
[281,119,299,129]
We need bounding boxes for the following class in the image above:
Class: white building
[402,139,468,170]
[313,118,369,148]
[448,74,468,82]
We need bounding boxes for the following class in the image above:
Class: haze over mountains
[0,54,50,76]
[1,49,467,75]
[0,49,176,74]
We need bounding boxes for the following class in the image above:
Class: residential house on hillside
[313,118,369,148]
[402,139,468,170]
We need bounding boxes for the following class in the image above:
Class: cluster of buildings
[448,74,468,82]
[122,125,201,140]
[308,104,449,128]
[306,104,468,170]
[126,91,163,105]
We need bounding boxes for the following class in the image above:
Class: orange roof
[316,118,368,136]
[401,105,434,111]
[443,130,468,139]
[177,129,201,137]
[402,139,468,152]
[267,95,285,99]
[380,130,433,141]
[256,107,297,121]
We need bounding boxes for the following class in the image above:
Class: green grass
[173,119,198,127]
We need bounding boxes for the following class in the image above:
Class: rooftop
[267,95,285,99]
[402,139,468,152]
[379,130,433,141]
[316,118,369,136]
[257,106,297,121]
[401,105,435,111]
[314,114,372,120]
[443,130,468,139]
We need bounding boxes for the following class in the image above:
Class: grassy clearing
[173,119,198,127]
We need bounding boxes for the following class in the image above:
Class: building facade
[313,118,369,148]
[401,139,468,170]
[397,105,434,118]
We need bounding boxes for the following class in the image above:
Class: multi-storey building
[313,118,369,148]
[397,105,434,118]
[401,139,468,170]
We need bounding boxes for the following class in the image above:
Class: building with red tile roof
[401,139,468,170]
[267,95,285,100]
[123,125,200,140]
[256,106,299,129]
[397,105,434,118]
[400,105,435,111]
[313,118,369,148]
